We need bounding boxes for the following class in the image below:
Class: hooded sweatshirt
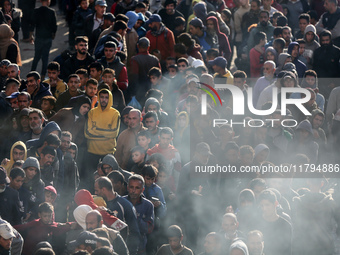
[304,24,320,52]
[300,72,325,111]
[206,16,231,61]
[74,189,127,231]
[2,141,27,175]
[275,53,291,75]
[85,89,120,155]
[287,42,307,78]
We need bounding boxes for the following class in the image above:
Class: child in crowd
[130,146,146,175]
[40,96,56,119]
[43,62,67,99]
[137,130,151,152]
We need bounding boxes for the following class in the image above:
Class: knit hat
[22,157,40,170]
[189,18,203,29]
[73,205,92,230]
[101,154,119,169]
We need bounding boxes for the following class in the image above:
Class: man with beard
[62,36,95,81]
[55,74,84,111]
[24,72,52,109]
[28,109,45,139]
[247,10,274,51]
[38,146,57,186]
[158,0,184,32]
[99,41,128,91]
[146,14,175,64]
[123,175,154,255]
[313,30,340,98]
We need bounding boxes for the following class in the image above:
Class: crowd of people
[1,0,340,254]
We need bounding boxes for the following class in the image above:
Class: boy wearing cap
[0,221,16,254]
[209,56,234,85]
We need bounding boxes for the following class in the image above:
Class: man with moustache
[62,37,95,81]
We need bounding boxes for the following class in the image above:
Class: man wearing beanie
[158,0,184,31]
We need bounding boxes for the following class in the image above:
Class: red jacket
[146,27,175,61]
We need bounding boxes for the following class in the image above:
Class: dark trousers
[21,10,32,39]
[31,37,52,76]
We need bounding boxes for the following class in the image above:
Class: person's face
[177,62,187,73]
[60,135,71,152]
[159,133,172,148]
[18,95,30,110]
[283,77,295,87]
[247,233,264,255]
[122,114,129,126]
[145,117,157,131]
[78,74,88,87]
[26,77,39,95]
[168,68,177,78]
[259,199,276,218]
[7,66,18,79]
[157,171,167,185]
[166,59,176,69]
[150,75,161,86]
[263,63,274,78]
[29,113,43,131]
[284,57,292,64]
[165,3,175,14]
[189,25,200,35]
[0,65,8,76]
[3,0,11,13]
[86,84,98,98]
[68,77,80,92]
[47,69,59,81]
[86,213,100,231]
[225,149,239,164]
[101,164,112,175]
[299,43,305,54]
[312,114,324,129]
[320,35,331,46]
[76,41,88,55]
[137,135,150,149]
[41,153,55,167]
[79,103,90,116]
[41,100,52,112]
[12,148,25,161]
[206,20,215,32]
[134,19,144,30]
[10,176,25,190]
[291,45,299,58]
[305,31,314,43]
[25,167,38,180]
[94,181,105,197]
[259,13,269,26]
[143,175,155,187]
[102,73,114,86]
[282,29,291,42]
[262,0,272,8]
[39,211,53,224]
[95,4,105,16]
[80,0,89,9]
[178,115,187,128]
[233,78,245,89]
[10,98,18,110]
[45,191,56,204]
[299,18,308,32]
[127,179,144,199]
[255,150,269,163]
[6,84,18,97]
[169,236,182,250]
[132,151,144,164]
[324,0,334,11]
[204,235,218,254]
[266,51,275,61]
[90,68,101,80]
[251,1,259,11]
[104,47,116,60]
[147,104,158,113]
[128,112,141,129]
[99,93,109,109]
[68,148,76,159]
[0,237,12,250]
[222,217,238,237]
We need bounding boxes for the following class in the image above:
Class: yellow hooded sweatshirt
[85,89,120,155]
[2,141,27,175]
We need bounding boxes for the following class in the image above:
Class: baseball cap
[0,167,9,184]
[146,14,162,25]
[208,56,227,69]
[189,18,203,29]
[0,59,11,67]
[0,222,15,239]
[70,231,98,250]
[95,0,107,6]
[195,142,213,156]
[104,13,115,22]
[6,91,20,99]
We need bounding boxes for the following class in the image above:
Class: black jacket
[62,53,95,80]
[29,5,57,39]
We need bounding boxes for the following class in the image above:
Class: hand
[1,158,9,166]
[191,185,203,196]
[152,200,161,207]
[226,205,234,213]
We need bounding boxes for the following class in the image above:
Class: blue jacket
[143,183,166,218]
[106,193,141,255]
[24,82,52,109]
[287,42,307,78]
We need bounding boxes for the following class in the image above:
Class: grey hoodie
[304,24,320,52]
